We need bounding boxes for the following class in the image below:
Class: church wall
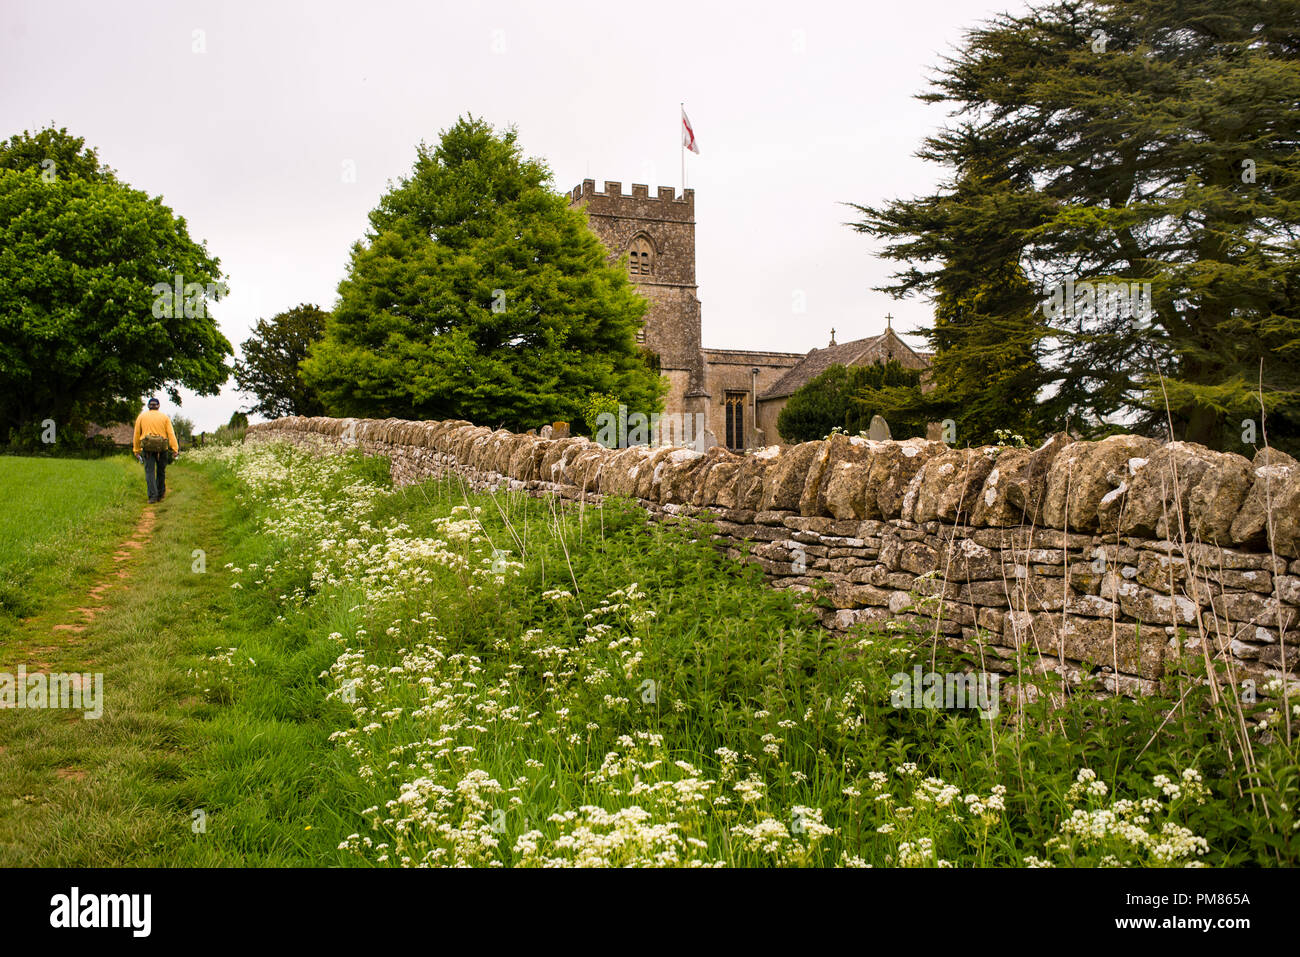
[702,349,803,449]
[756,396,788,444]
[661,368,692,424]
[634,286,704,390]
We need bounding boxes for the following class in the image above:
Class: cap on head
[147,398,160,409]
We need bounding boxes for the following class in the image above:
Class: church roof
[757,327,931,401]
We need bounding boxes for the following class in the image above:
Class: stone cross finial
[885,312,893,330]
[829,327,836,345]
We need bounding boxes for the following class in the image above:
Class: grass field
[0,444,1296,867]
[0,453,352,865]
[0,455,142,629]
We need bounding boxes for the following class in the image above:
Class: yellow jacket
[132,410,179,455]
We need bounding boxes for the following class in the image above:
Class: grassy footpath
[0,457,345,866]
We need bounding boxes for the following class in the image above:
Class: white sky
[3,0,1029,430]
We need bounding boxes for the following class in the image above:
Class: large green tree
[777,361,926,443]
[303,116,665,429]
[850,162,1052,447]
[852,0,1300,453]
[0,126,232,442]
[234,303,329,418]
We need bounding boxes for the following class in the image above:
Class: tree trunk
[1184,404,1221,449]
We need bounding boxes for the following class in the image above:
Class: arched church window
[628,236,654,277]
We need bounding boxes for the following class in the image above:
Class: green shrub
[777,361,926,443]
[581,392,621,437]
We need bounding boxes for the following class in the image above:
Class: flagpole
[680,102,685,195]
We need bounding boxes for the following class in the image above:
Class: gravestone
[868,415,892,441]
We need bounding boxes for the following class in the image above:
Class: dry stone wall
[246,416,1300,693]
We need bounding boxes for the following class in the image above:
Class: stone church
[568,179,931,449]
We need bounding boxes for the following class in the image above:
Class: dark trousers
[142,451,168,501]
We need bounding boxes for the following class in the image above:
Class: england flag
[681,107,700,154]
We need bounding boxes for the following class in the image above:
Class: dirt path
[7,504,158,678]
[57,504,157,634]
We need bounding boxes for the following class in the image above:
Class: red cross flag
[681,107,700,154]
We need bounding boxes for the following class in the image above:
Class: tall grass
[184,440,1298,867]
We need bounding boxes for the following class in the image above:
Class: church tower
[568,180,710,422]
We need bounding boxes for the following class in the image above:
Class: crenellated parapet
[569,179,695,223]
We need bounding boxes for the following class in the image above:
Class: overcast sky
[3,0,1030,430]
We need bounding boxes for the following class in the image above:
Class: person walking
[132,397,180,504]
